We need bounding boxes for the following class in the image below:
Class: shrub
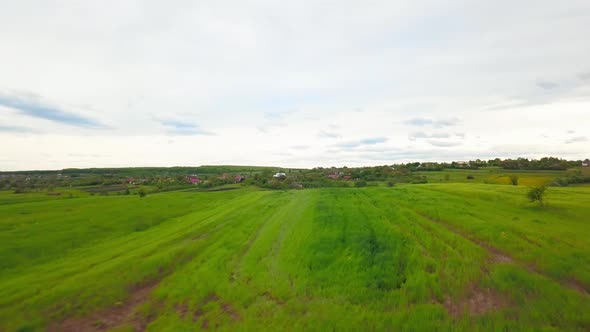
[138,188,147,198]
[355,180,367,187]
[510,175,519,186]
[527,186,547,206]
[466,175,475,180]
[549,175,590,187]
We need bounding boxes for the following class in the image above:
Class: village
[1,157,587,194]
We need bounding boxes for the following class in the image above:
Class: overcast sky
[1,0,589,170]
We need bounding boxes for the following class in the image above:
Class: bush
[549,175,590,187]
[466,175,475,180]
[510,175,519,186]
[138,188,147,198]
[527,186,547,206]
[355,180,367,187]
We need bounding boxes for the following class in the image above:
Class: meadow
[1,182,589,331]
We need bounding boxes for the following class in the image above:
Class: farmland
[1,181,590,331]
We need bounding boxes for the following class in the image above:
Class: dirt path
[444,284,508,317]
[415,210,590,297]
[47,280,159,332]
[174,293,242,330]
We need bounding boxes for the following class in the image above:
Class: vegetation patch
[1,181,590,330]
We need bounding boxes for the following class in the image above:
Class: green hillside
[1,184,589,331]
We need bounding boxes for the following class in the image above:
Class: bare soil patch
[566,278,590,296]
[47,280,159,332]
[263,291,285,306]
[174,293,241,328]
[444,285,507,317]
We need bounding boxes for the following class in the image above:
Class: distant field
[415,168,570,186]
[0,188,89,205]
[1,184,589,331]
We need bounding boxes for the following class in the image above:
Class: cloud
[430,133,451,139]
[257,126,269,134]
[264,110,296,120]
[256,110,293,134]
[408,131,458,141]
[433,118,461,127]
[404,117,461,127]
[427,140,462,147]
[0,124,35,133]
[161,120,215,136]
[404,118,433,126]
[256,121,287,134]
[0,90,103,128]
[359,137,388,145]
[408,131,429,140]
[1,1,590,170]
[318,130,341,138]
[334,137,388,149]
[67,153,106,158]
[536,80,560,90]
[483,100,550,111]
[408,130,464,148]
[290,145,310,150]
[565,136,588,144]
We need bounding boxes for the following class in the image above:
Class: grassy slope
[0,184,589,331]
[415,168,570,186]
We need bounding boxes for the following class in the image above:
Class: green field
[415,168,570,186]
[1,184,590,331]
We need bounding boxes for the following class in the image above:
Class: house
[235,175,245,183]
[327,173,339,179]
[188,176,201,184]
[273,172,287,178]
[583,159,590,167]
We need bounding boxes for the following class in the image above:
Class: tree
[355,180,367,187]
[527,186,547,206]
[510,175,519,186]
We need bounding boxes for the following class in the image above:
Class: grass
[0,183,589,331]
[415,168,571,186]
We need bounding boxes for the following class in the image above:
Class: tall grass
[1,184,589,331]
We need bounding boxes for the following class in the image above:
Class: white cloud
[565,136,588,144]
[0,0,590,170]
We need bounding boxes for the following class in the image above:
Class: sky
[0,0,589,170]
